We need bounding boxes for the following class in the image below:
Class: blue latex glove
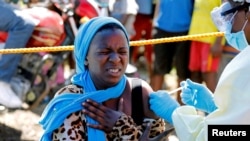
[149,90,180,124]
[180,79,218,113]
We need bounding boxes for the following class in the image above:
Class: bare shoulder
[126,77,152,91]
[127,77,158,119]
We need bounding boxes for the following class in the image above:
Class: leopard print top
[51,84,166,141]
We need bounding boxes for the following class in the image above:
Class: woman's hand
[82,98,123,133]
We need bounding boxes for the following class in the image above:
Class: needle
[168,87,182,95]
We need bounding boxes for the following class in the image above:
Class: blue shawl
[39,17,129,141]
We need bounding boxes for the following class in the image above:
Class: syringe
[168,87,183,95]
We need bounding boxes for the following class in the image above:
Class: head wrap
[39,17,129,141]
[74,16,129,74]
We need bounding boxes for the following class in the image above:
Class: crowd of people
[1,0,250,140]
[0,0,233,109]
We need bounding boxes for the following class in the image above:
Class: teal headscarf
[39,17,130,141]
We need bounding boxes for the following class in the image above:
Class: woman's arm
[52,111,87,140]
[82,98,166,140]
[52,85,87,140]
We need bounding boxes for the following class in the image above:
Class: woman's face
[86,28,129,89]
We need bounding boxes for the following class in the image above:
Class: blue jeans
[0,3,36,83]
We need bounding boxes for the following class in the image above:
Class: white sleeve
[172,106,206,141]
[172,47,250,141]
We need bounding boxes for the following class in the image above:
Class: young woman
[39,17,178,141]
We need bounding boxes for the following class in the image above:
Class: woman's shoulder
[55,84,84,96]
[126,77,148,84]
[127,77,157,118]
[126,77,153,92]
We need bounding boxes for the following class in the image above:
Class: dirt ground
[0,104,46,141]
[0,56,179,141]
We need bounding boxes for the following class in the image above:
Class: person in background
[188,0,223,94]
[109,0,138,39]
[0,1,36,108]
[149,1,250,140]
[150,0,194,105]
[39,17,178,141]
[130,0,155,80]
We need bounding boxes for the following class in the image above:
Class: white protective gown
[172,46,250,141]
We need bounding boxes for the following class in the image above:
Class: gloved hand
[149,90,180,124]
[180,79,218,113]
